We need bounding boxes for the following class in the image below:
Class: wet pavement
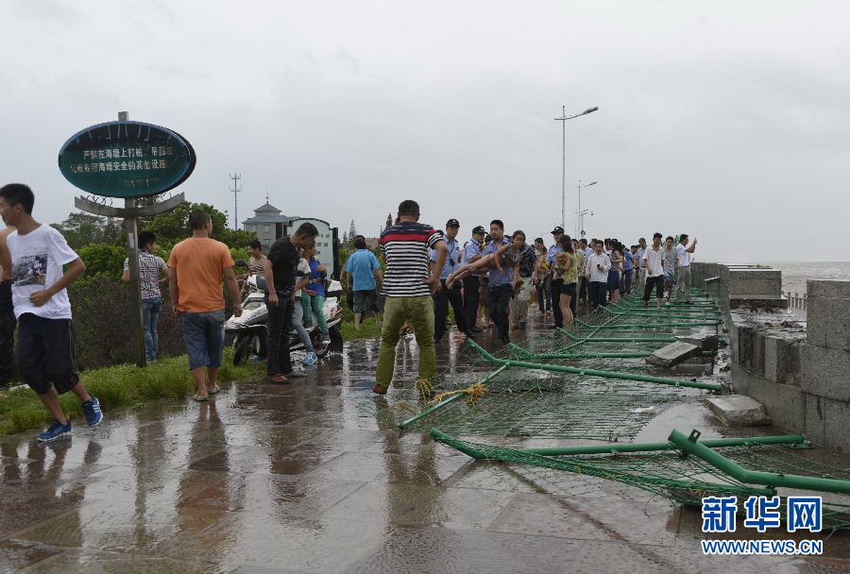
[1,315,849,572]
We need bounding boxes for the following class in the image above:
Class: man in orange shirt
[168,211,242,401]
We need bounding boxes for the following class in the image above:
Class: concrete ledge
[729,297,788,310]
[801,344,850,402]
[731,363,805,433]
[704,395,771,426]
[646,342,701,368]
[725,269,781,298]
[676,327,719,353]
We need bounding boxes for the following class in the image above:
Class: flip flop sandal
[208,384,222,395]
[192,393,209,402]
[269,374,289,384]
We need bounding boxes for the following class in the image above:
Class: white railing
[784,291,807,310]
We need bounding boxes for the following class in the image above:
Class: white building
[242,203,340,277]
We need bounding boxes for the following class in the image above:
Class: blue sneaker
[82,396,103,427]
[302,352,318,366]
[37,420,72,443]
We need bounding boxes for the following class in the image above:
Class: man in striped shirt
[373,200,447,398]
[122,231,167,362]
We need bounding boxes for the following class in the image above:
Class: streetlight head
[588,181,598,186]
[584,107,599,114]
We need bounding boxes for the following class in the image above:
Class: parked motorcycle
[226,263,343,365]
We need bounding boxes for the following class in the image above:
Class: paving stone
[322,482,513,529]
[0,537,65,571]
[351,526,587,574]
[19,550,216,574]
[704,395,771,426]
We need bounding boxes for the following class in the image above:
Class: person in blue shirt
[460,225,486,333]
[622,241,633,294]
[484,220,515,344]
[430,219,469,342]
[300,244,330,345]
[341,235,383,331]
[547,226,565,328]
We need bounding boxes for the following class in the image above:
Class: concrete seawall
[693,262,850,451]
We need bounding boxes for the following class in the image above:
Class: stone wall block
[806,295,850,351]
[726,269,782,298]
[804,394,826,447]
[737,324,754,370]
[807,280,850,299]
[801,344,850,402]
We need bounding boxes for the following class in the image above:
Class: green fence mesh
[431,429,850,529]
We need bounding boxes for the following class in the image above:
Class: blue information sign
[58,121,196,198]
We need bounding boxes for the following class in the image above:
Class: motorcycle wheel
[314,325,341,358]
[312,329,330,358]
[233,334,253,365]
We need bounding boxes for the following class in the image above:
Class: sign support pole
[118,111,147,367]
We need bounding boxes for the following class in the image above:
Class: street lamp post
[576,180,597,238]
[554,106,598,228]
[578,208,594,238]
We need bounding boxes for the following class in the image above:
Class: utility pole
[229,172,241,231]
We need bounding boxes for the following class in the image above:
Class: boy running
[0,183,103,442]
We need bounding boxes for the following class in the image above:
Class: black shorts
[352,289,383,314]
[561,282,577,297]
[18,313,80,395]
[643,275,665,301]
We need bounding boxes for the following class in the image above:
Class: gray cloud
[0,0,847,263]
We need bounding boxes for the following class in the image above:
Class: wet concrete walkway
[1,316,849,572]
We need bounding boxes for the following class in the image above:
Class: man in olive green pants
[375,297,436,388]
[373,200,447,397]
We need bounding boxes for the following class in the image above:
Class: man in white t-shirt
[585,240,611,309]
[0,183,103,442]
[641,232,666,308]
[674,233,697,304]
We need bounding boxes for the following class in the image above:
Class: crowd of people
[353,200,697,398]
[0,185,698,441]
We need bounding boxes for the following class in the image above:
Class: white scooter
[225,264,343,365]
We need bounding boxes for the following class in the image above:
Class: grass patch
[339,316,382,340]
[0,349,263,436]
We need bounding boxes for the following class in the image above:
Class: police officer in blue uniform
[460,224,486,333]
[430,219,469,342]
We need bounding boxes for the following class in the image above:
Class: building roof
[242,201,300,226]
[243,214,300,225]
[254,202,281,214]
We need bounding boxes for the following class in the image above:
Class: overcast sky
[1,0,847,262]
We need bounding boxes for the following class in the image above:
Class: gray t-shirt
[124,251,167,300]
[662,248,676,272]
